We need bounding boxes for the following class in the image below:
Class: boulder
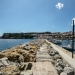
[1,65,21,75]
[0,62,4,67]
[23,45,31,50]
[26,63,33,70]
[56,66,63,74]
[56,59,64,68]
[18,55,24,63]
[60,72,67,75]
[0,49,35,62]
[49,59,55,65]
[64,67,74,75]
[0,57,8,61]
[53,54,62,60]
[0,72,2,75]
[0,53,5,58]
[49,50,59,56]
[56,63,64,69]
[49,50,56,56]
[54,50,59,54]
[19,62,27,70]
[57,59,63,62]
[2,60,9,66]
[7,52,20,62]
[0,57,9,67]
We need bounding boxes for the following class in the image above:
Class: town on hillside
[0,31,74,39]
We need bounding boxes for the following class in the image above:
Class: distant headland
[0,31,74,39]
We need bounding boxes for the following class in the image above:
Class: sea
[0,39,34,51]
[60,40,72,47]
[0,39,75,52]
[57,39,75,53]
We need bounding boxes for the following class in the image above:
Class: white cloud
[55,3,64,10]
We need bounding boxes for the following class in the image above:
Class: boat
[52,39,62,45]
[62,42,75,52]
[62,46,73,51]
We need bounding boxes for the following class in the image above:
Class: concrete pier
[49,41,75,69]
[0,39,75,75]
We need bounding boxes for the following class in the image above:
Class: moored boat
[52,39,62,45]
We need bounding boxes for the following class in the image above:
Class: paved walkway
[32,62,58,75]
[32,44,58,75]
[36,44,51,62]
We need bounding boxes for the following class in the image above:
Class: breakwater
[0,39,74,75]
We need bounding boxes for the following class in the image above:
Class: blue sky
[0,0,75,36]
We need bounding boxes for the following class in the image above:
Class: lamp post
[72,18,75,58]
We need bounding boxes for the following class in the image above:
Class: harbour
[0,39,75,51]
[0,39,75,75]
[0,0,75,75]
[51,39,75,53]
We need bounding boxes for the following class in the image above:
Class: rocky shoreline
[0,39,74,75]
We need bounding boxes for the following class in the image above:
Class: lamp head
[72,18,75,25]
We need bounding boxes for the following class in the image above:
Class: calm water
[58,40,75,53]
[60,40,75,47]
[0,39,34,51]
[61,40,72,47]
[0,39,75,52]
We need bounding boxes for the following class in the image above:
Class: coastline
[0,39,75,75]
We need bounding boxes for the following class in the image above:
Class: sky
[0,0,75,36]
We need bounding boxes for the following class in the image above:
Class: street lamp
[72,18,75,58]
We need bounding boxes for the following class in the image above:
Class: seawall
[0,39,75,75]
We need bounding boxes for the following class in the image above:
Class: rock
[49,49,59,56]
[57,59,62,62]
[18,55,24,63]
[23,45,31,50]
[0,72,3,75]
[0,57,9,67]
[64,67,74,75]
[1,65,21,75]
[26,63,33,70]
[53,54,62,60]
[56,62,64,69]
[0,62,4,67]
[56,59,64,68]
[1,57,8,61]
[7,52,20,62]
[0,53,5,58]
[56,66,63,74]
[0,49,35,62]
[19,62,26,70]
[54,50,59,54]
[29,50,34,53]
[60,72,67,75]
[49,59,55,65]
[19,65,25,70]
[2,60,9,66]
[49,50,56,56]
[48,46,52,49]
[65,64,69,67]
